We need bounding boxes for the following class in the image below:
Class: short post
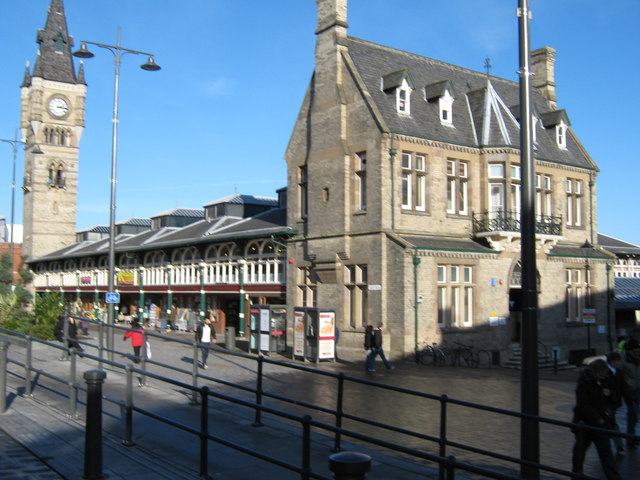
[0,340,9,413]
[329,451,371,480]
[83,370,106,480]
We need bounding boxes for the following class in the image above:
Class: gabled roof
[425,80,455,101]
[540,109,571,128]
[381,69,414,91]
[345,37,595,170]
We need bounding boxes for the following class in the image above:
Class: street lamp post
[0,132,43,285]
[581,240,594,351]
[73,28,160,360]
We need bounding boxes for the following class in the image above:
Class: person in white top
[195,317,217,369]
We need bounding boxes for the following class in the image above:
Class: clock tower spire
[20,0,86,260]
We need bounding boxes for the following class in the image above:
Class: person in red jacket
[124,320,144,363]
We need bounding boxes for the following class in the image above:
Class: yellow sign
[117,271,135,285]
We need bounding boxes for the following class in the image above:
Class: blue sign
[105,292,120,304]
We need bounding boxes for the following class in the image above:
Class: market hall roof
[344,37,596,171]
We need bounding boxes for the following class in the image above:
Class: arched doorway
[508,261,541,343]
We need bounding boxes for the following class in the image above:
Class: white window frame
[556,121,567,149]
[447,159,469,215]
[437,265,475,328]
[397,79,411,115]
[439,90,454,125]
[401,152,428,212]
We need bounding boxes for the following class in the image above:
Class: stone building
[20,0,86,260]
[285,0,612,361]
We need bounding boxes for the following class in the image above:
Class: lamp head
[73,43,95,59]
[30,144,44,155]
[140,56,161,71]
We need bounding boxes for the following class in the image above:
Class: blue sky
[1,0,639,245]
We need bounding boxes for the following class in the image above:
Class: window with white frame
[439,90,454,125]
[297,267,317,307]
[565,178,583,227]
[354,152,367,212]
[437,265,474,328]
[345,264,368,328]
[446,159,468,215]
[565,268,585,322]
[556,121,567,149]
[401,152,427,211]
[535,174,553,220]
[509,165,521,217]
[397,79,411,115]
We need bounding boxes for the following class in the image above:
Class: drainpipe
[588,174,595,244]
[389,137,397,232]
[413,249,421,363]
[238,258,247,336]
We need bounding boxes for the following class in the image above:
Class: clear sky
[1,1,639,245]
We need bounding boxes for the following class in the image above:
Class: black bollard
[83,370,106,480]
[329,451,371,480]
[0,339,9,414]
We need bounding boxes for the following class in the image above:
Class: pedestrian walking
[196,317,216,369]
[571,359,621,480]
[621,338,640,449]
[123,320,144,364]
[54,315,83,360]
[604,352,627,456]
[365,323,394,373]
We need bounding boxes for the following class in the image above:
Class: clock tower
[20,0,86,260]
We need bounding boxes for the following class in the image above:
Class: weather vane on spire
[484,57,492,76]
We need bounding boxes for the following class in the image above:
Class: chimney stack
[531,46,557,110]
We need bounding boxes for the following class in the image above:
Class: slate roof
[345,37,595,170]
[402,236,496,254]
[598,233,640,256]
[31,0,79,85]
[119,217,152,227]
[203,194,277,208]
[77,225,109,234]
[151,208,204,219]
[28,206,293,263]
[615,278,640,310]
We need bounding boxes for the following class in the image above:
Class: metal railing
[472,209,563,236]
[1,322,636,480]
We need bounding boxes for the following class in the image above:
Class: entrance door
[509,288,522,343]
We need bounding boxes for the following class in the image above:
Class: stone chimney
[531,46,557,109]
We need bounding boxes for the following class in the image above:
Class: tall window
[397,79,411,114]
[345,264,368,328]
[297,267,317,307]
[439,90,454,125]
[298,166,308,219]
[509,165,521,217]
[556,122,567,149]
[446,159,468,215]
[354,152,367,212]
[488,163,505,220]
[48,162,66,188]
[536,174,553,220]
[565,268,585,322]
[565,179,583,227]
[437,265,474,328]
[401,152,427,211]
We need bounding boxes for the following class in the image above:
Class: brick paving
[0,329,638,479]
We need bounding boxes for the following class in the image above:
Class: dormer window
[382,69,414,116]
[425,80,456,126]
[556,121,567,149]
[540,109,571,150]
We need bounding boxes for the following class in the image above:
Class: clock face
[48,97,69,117]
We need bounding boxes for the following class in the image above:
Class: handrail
[0,324,625,480]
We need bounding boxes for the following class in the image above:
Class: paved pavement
[0,328,638,479]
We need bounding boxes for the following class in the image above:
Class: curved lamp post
[0,132,43,285]
[73,28,160,360]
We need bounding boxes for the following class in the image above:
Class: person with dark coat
[123,320,144,363]
[365,323,394,373]
[621,338,640,448]
[54,315,83,360]
[571,359,621,480]
[604,352,627,456]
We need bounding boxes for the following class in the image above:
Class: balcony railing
[472,210,563,236]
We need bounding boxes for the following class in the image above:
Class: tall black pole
[518,1,539,478]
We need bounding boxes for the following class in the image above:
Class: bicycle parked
[451,341,479,368]
[418,341,447,366]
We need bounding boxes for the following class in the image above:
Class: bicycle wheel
[461,349,478,367]
[419,348,435,366]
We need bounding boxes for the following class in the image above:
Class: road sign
[106,292,120,304]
